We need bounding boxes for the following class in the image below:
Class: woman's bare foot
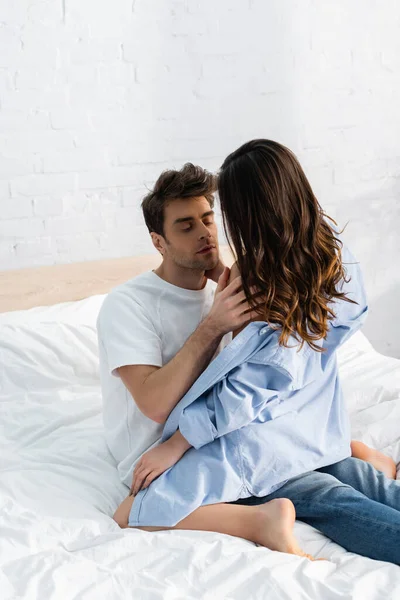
[252,498,316,560]
[351,440,397,479]
[113,495,317,560]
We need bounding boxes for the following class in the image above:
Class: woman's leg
[113,494,314,559]
[350,440,397,479]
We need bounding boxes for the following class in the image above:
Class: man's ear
[150,232,166,256]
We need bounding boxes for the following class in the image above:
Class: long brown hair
[219,139,357,352]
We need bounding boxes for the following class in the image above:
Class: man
[97,163,255,490]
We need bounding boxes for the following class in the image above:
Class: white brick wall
[0,0,399,357]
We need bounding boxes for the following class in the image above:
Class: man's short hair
[141,163,216,236]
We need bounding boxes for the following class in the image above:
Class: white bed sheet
[1,295,399,599]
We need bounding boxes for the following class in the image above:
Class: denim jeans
[232,457,400,564]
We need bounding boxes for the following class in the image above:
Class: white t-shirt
[96,270,231,487]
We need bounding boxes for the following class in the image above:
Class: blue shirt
[129,242,369,527]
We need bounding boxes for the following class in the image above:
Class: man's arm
[118,316,222,424]
[118,269,258,424]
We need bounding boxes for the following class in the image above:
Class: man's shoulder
[97,271,157,328]
[109,270,157,299]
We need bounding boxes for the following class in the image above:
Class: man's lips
[197,245,216,254]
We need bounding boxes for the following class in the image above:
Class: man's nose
[199,224,212,239]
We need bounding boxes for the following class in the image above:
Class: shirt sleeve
[326,241,369,349]
[178,362,294,449]
[97,291,163,376]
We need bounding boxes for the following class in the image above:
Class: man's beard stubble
[167,245,219,272]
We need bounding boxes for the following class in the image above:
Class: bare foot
[253,498,317,560]
[351,441,397,480]
[113,495,318,561]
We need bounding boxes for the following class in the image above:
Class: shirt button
[259,327,268,335]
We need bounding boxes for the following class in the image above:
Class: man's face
[159,196,219,270]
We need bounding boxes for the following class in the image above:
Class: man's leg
[233,469,400,564]
[319,456,400,509]
[350,441,397,479]
[113,494,315,559]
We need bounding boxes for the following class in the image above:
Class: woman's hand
[130,430,192,496]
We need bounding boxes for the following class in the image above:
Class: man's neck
[154,261,208,291]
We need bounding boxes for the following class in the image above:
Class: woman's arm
[325,242,369,350]
[130,430,192,496]
[178,361,294,450]
[130,362,293,493]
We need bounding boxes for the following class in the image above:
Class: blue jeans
[232,457,400,564]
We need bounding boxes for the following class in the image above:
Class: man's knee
[293,470,352,503]
[319,456,374,483]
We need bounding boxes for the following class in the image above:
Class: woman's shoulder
[227,261,240,284]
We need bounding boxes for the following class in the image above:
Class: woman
[114,140,399,563]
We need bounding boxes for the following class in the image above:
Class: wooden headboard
[0,246,234,313]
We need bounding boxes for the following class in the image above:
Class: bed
[1,251,399,600]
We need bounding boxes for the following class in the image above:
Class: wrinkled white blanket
[0,296,399,599]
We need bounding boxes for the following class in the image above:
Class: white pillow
[0,295,106,397]
[0,294,106,327]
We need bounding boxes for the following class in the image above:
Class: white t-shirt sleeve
[97,291,163,376]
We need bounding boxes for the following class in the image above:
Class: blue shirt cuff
[178,401,217,449]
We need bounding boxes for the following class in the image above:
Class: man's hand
[130,430,192,496]
[205,270,259,336]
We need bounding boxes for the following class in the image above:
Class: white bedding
[0,296,399,599]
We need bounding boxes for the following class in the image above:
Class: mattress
[0,295,399,599]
